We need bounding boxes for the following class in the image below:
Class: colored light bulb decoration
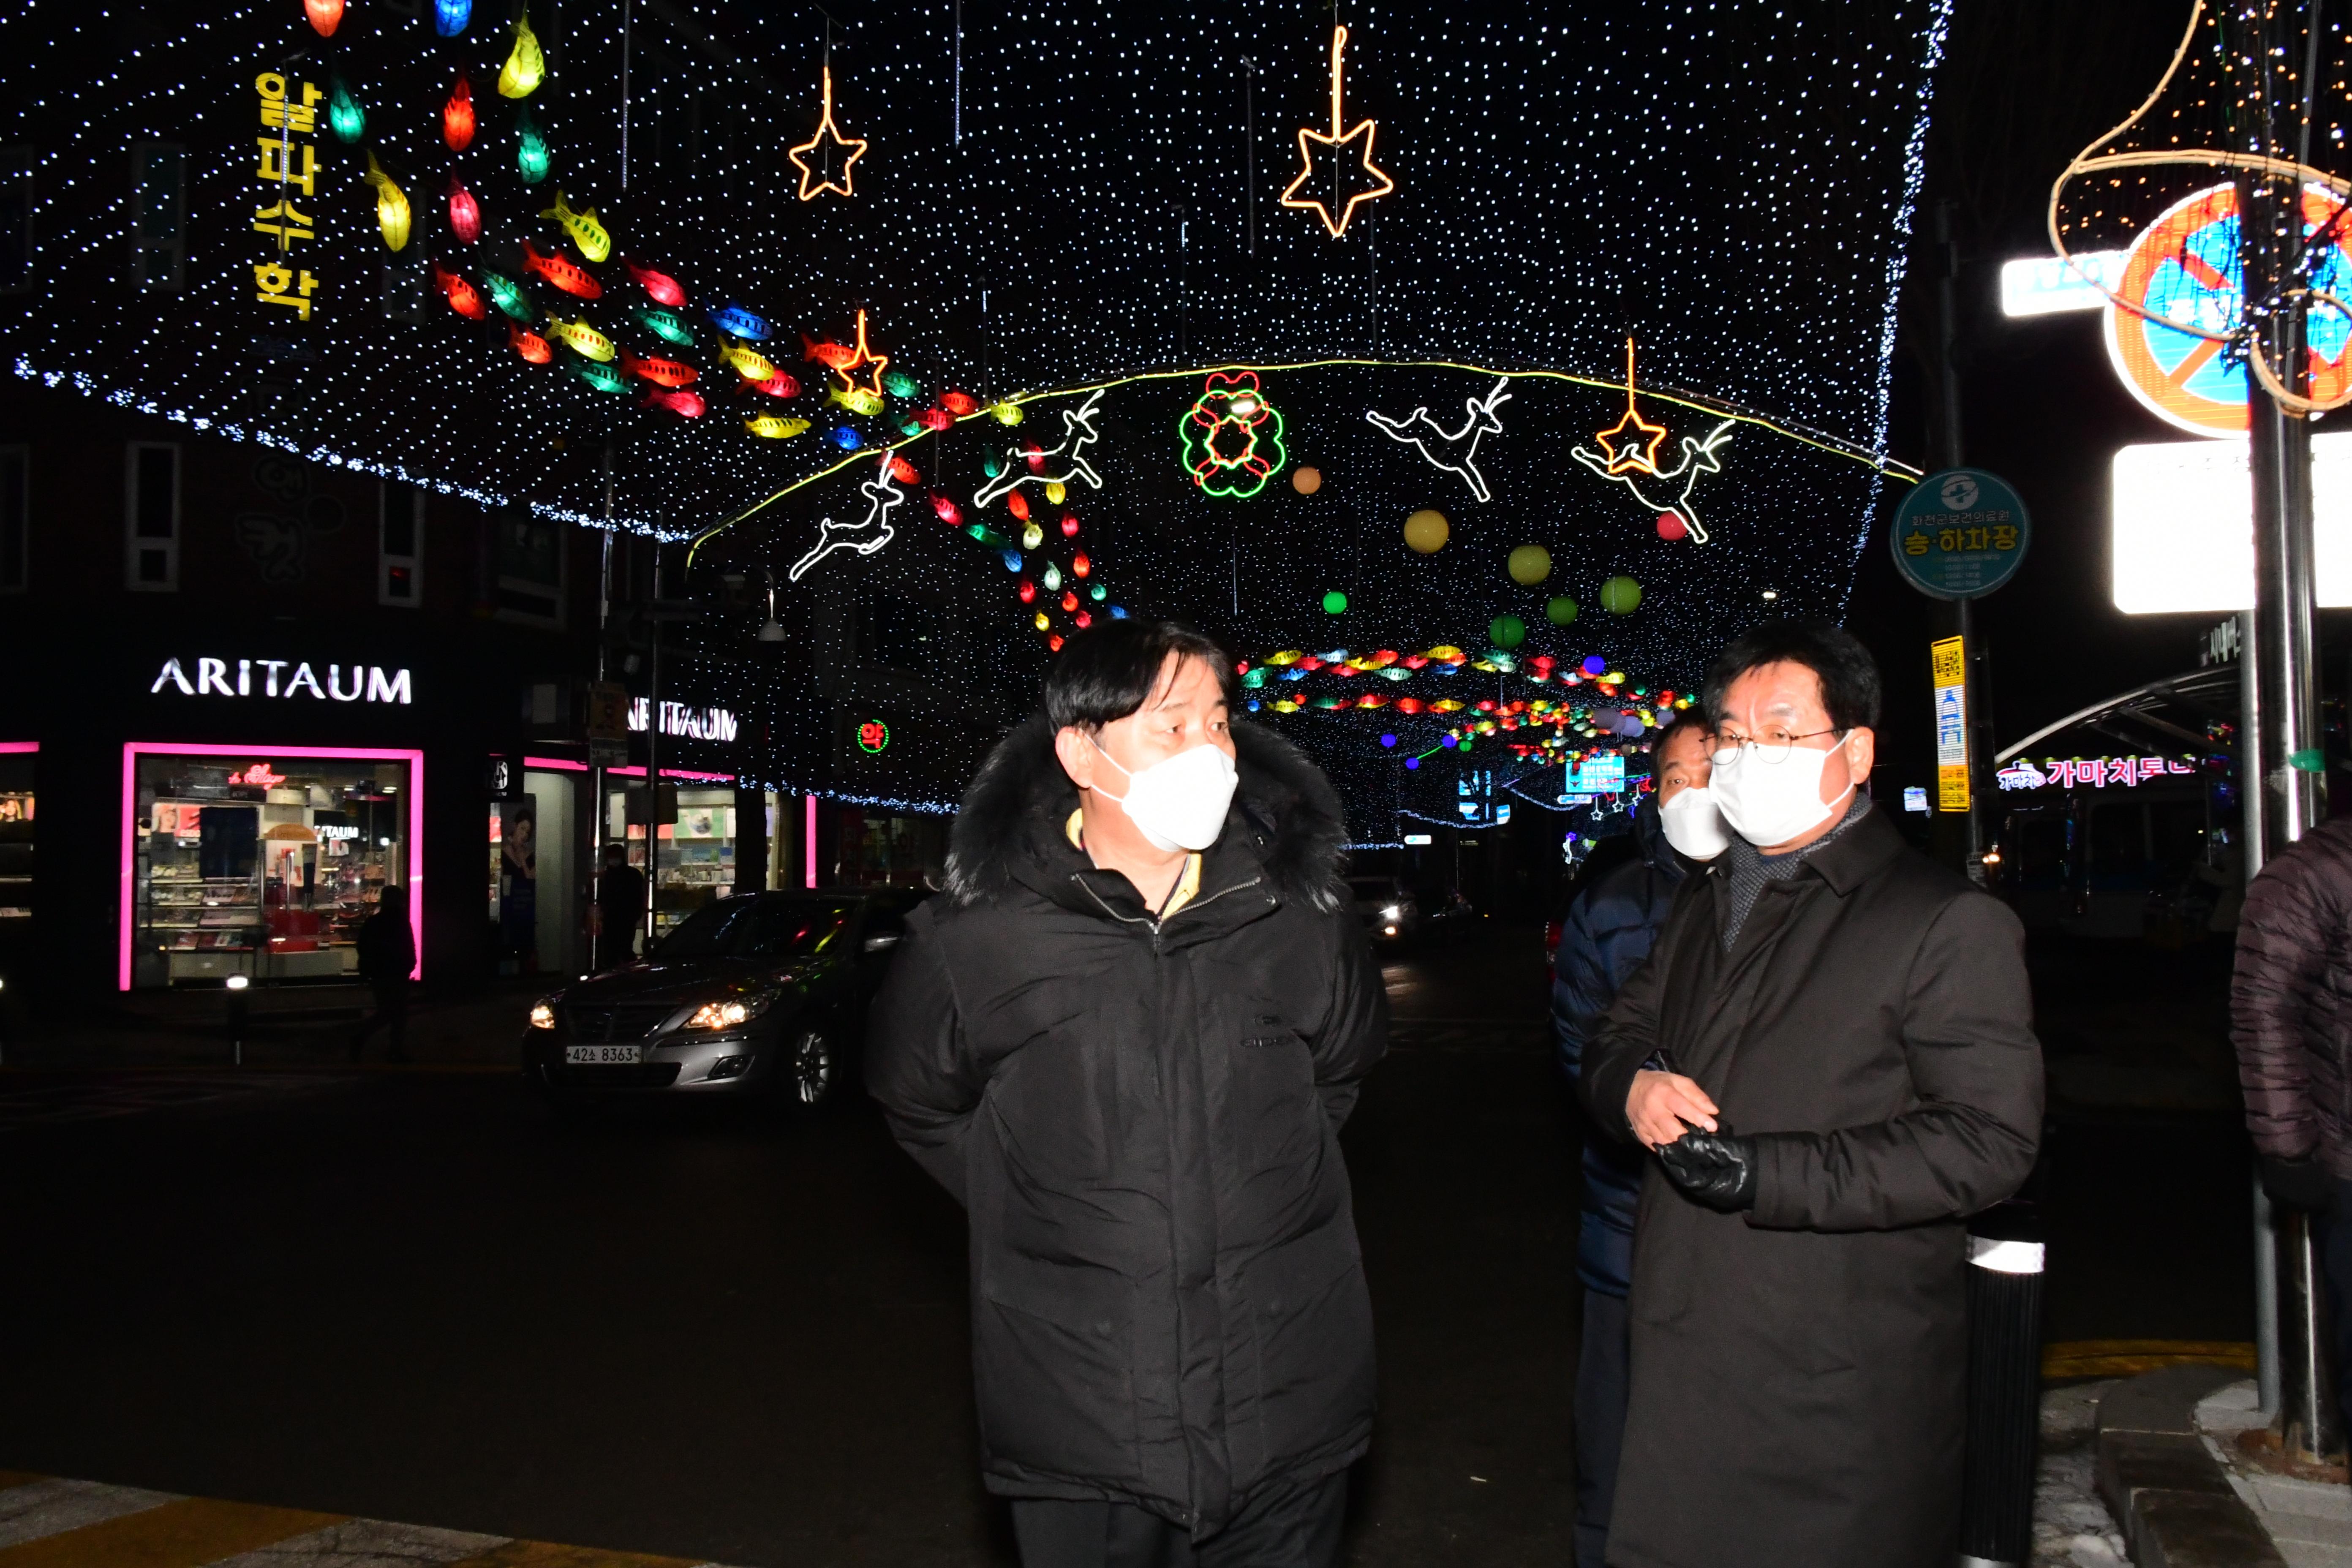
[1018,580,1037,604]
[546,314,615,361]
[304,0,343,37]
[1021,522,1044,550]
[444,74,476,150]
[1507,544,1552,585]
[361,152,411,252]
[508,324,553,364]
[1323,590,1348,614]
[1599,576,1644,615]
[701,303,768,340]
[975,390,1105,512]
[993,402,1025,426]
[539,193,611,263]
[327,76,365,144]
[1060,513,1079,538]
[915,408,953,433]
[882,371,919,399]
[642,388,705,418]
[435,0,471,36]
[939,391,978,416]
[1367,377,1512,502]
[1072,553,1091,577]
[498,10,546,98]
[573,360,627,393]
[1279,25,1395,238]
[521,240,599,298]
[1179,372,1287,499]
[806,309,888,398]
[1403,509,1449,553]
[433,265,487,319]
[745,416,809,439]
[625,259,686,308]
[480,270,532,321]
[1043,564,1062,592]
[716,340,776,382]
[633,307,694,347]
[789,65,868,201]
[788,448,906,581]
[830,427,863,451]
[827,385,885,416]
[446,178,482,245]
[1546,596,1579,626]
[621,351,697,389]
[516,110,551,184]
[1571,339,1735,544]
[746,372,800,400]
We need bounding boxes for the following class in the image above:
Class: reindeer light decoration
[1570,339,1736,544]
[1365,376,1514,502]
[975,390,1106,510]
[788,447,907,581]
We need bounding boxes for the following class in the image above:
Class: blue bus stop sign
[1891,468,2031,600]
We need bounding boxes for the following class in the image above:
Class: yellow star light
[1594,338,1668,476]
[1279,26,1395,240]
[789,66,866,201]
[836,308,889,400]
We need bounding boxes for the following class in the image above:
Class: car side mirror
[862,932,901,954]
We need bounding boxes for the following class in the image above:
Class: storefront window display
[122,744,422,989]
[605,778,738,941]
[0,743,32,926]
[833,807,947,889]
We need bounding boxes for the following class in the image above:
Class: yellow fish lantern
[498,9,545,98]
[718,339,779,382]
[538,191,610,262]
[546,313,615,362]
[362,152,411,252]
[827,384,883,416]
[1045,481,1067,505]
[744,416,809,439]
[992,401,1025,426]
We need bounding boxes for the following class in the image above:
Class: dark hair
[1044,618,1236,734]
[1701,621,1881,732]
[377,884,408,915]
[1650,708,1712,754]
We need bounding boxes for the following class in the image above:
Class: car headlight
[685,990,780,1031]
[528,1001,556,1030]
[1381,904,1402,920]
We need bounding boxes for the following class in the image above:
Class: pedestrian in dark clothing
[1581,622,2042,1568]
[594,841,646,970]
[1551,714,1723,1568]
[351,885,416,1062]
[2232,815,2352,1440]
[866,620,1387,1568]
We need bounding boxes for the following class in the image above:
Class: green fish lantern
[633,307,694,347]
[481,270,533,321]
[882,370,919,399]
[327,75,365,143]
[573,359,627,394]
[516,109,551,185]
[539,191,611,263]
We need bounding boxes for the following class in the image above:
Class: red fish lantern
[1048,634,1064,652]
[1395,697,1425,715]
[938,390,978,416]
[521,240,600,299]
[1018,580,1036,604]
[1072,552,1090,578]
[916,408,953,433]
[1006,492,1031,523]
[1024,443,1047,472]
[887,455,918,484]
[1062,591,1079,612]
[1060,513,1079,538]
[747,372,800,399]
[621,351,698,388]
[446,178,482,244]
[304,0,343,36]
[623,258,685,307]
[1075,611,1093,630]
[444,74,476,150]
[433,264,487,319]
[642,388,706,418]
[931,494,961,525]
[800,334,858,372]
[509,324,553,363]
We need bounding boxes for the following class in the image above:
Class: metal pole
[647,544,662,951]
[1929,199,1988,882]
[593,449,614,972]
[2244,606,2282,1416]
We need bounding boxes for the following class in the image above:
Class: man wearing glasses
[1579,622,2042,1568]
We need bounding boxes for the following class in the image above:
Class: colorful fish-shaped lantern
[831,427,863,451]
[642,388,705,418]
[1060,512,1080,537]
[444,73,475,151]
[573,360,628,393]
[521,240,599,299]
[1021,523,1043,550]
[800,334,857,372]
[744,371,800,400]
[882,371,919,400]
[481,270,532,321]
[888,456,919,484]
[827,385,884,417]
[327,75,365,144]
[516,109,551,185]
[498,9,545,98]
[539,192,611,263]
[632,306,694,346]
[362,152,411,252]
[435,0,471,36]
[931,495,962,524]
[621,351,697,389]
[708,303,770,340]
[547,314,616,362]
[745,416,809,439]
[915,408,953,433]
[938,390,978,416]
[624,258,685,307]
[1006,492,1031,523]
[992,401,1025,426]
[447,178,482,245]
[433,265,487,319]
[716,339,780,383]
[305,0,343,37]
[509,324,553,363]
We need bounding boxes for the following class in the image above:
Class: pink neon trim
[604,765,735,782]
[120,743,427,991]
[522,755,590,772]
[804,794,817,889]
[0,740,37,754]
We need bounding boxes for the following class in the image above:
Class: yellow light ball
[1507,544,1552,585]
[1293,466,1323,495]
[1404,509,1449,553]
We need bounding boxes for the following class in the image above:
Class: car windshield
[1348,878,1397,901]
[655,898,856,961]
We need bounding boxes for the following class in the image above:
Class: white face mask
[1709,734,1854,848]
[1089,738,1239,852]
[1658,785,1731,860]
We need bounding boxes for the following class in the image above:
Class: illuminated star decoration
[1592,337,1669,476]
[833,308,889,400]
[788,65,866,202]
[1279,25,1395,240]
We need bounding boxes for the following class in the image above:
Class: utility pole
[1927,198,1989,882]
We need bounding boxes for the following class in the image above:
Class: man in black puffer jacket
[868,619,1387,1568]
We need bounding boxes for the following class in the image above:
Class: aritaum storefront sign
[147,656,413,705]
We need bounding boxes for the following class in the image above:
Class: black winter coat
[2233,817,2352,1177]
[865,716,1388,1536]
[1581,805,2042,1568]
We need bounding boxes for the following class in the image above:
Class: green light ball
[1489,614,1527,649]
[1322,590,1348,615]
[1546,596,1579,626]
[1600,575,1643,615]
[1507,544,1552,585]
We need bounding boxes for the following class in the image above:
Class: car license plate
[565,1045,642,1065]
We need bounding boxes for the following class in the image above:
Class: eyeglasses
[1712,727,1845,766]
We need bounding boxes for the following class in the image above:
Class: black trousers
[1575,1287,1630,1568]
[1010,1469,1347,1568]
[2317,1180,2352,1435]
[351,980,409,1059]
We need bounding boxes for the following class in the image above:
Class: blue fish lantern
[707,302,770,340]
[830,426,863,452]
[435,0,471,35]
[1001,550,1023,572]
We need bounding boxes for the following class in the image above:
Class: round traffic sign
[1891,468,2031,600]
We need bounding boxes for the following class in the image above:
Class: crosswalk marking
[0,1481,739,1568]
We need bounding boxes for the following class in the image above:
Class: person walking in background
[866,619,1387,1568]
[2231,815,2352,1437]
[351,885,415,1063]
[1551,711,1724,1568]
[1582,622,2042,1568]
[593,840,647,970]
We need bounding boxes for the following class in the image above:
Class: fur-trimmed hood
[942,713,1349,912]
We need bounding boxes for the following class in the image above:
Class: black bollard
[1958,1203,2046,1568]
[225,973,250,1066]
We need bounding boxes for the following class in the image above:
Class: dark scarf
[1719,792,1872,948]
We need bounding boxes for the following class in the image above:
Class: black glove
[2262,1157,2338,1213]
[1657,1129,1759,1212]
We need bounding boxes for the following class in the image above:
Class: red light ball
[1656,513,1688,540]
